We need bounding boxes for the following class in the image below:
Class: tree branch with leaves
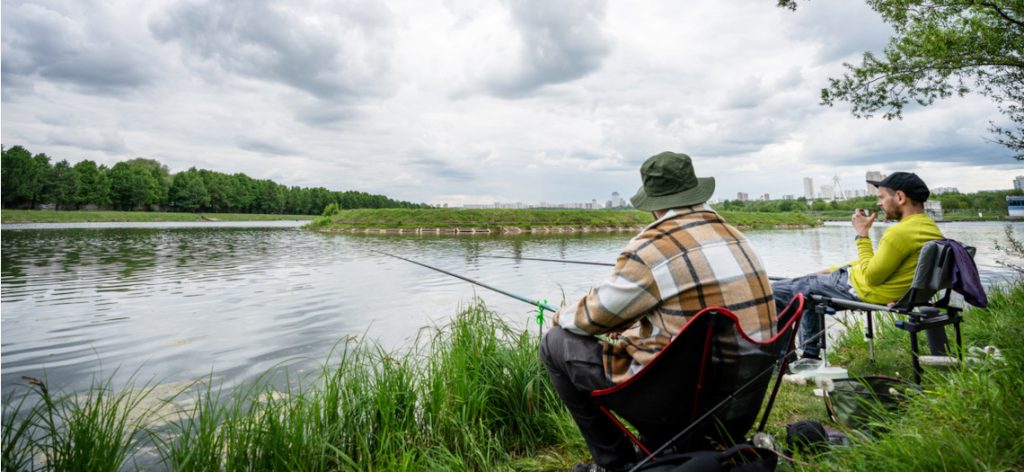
[780,0,1024,160]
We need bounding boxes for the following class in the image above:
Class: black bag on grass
[823,376,920,435]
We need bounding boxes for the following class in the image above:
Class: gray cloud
[238,137,295,156]
[150,0,396,102]
[829,142,1015,167]
[46,128,129,155]
[295,105,360,127]
[782,1,893,63]
[484,0,611,97]
[407,155,477,182]
[1,1,157,96]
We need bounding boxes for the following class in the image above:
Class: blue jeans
[771,267,858,358]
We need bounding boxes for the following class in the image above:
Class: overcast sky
[2,0,1019,206]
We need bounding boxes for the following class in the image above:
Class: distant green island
[307,208,819,234]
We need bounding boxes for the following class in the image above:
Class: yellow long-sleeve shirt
[833,213,943,304]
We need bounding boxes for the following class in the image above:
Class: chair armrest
[810,295,954,319]
[810,295,893,313]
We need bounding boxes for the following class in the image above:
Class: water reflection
[1,221,1020,400]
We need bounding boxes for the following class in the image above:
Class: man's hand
[815,268,831,275]
[851,208,876,237]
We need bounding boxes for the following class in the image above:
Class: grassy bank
[309,208,819,232]
[772,281,1024,470]
[2,301,586,471]
[1,209,315,224]
[4,285,1020,470]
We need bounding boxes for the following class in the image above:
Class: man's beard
[885,208,903,221]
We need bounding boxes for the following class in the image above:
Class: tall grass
[1,374,164,471]
[159,301,576,471]
[0,300,579,471]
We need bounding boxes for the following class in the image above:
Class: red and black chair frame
[589,293,806,465]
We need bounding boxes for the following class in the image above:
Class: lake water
[2,220,1021,398]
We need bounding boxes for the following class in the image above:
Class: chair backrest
[590,294,805,452]
[893,240,977,309]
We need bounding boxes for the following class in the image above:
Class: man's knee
[540,326,566,366]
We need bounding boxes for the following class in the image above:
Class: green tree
[123,158,172,205]
[25,152,54,208]
[198,170,232,212]
[2,145,35,207]
[49,160,78,210]
[72,160,111,208]
[169,168,210,211]
[780,0,1024,159]
[253,179,285,213]
[232,173,257,212]
[109,161,162,210]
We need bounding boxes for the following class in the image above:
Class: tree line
[714,190,1024,215]
[1,145,429,214]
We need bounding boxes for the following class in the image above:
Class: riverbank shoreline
[309,208,821,234]
[1,209,315,224]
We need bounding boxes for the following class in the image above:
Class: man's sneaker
[788,357,822,374]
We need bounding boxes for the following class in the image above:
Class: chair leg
[954,319,963,363]
[816,304,828,365]
[925,326,949,356]
[909,330,922,385]
[866,311,875,364]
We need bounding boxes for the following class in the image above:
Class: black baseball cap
[867,172,930,202]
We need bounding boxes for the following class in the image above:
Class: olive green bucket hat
[630,152,715,211]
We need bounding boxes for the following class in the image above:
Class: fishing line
[475,254,613,267]
[370,248,557,311]
[477,254,788,280]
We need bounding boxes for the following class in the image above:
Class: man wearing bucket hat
[771,172,943,370]
[540,152,777,471]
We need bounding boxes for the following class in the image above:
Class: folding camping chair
[809,240,976,384]
[589,294,805,463]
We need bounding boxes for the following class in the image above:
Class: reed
[159,300,577,471]
[0,374,164,471]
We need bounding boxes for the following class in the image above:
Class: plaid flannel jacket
[554,205,777,384]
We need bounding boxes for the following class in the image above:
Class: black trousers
[540,326,637,470]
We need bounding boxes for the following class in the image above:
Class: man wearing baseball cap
[541,152,776,471]
[772,172,943,369]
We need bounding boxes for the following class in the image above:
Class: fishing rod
[379,249,821,465]
[477,254,788,281]
[371,250,558,313]
[475,254,613,267]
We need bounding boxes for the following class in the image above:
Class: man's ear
[895,190,908,205]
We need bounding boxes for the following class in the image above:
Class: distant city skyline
[433,173,1018,208]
